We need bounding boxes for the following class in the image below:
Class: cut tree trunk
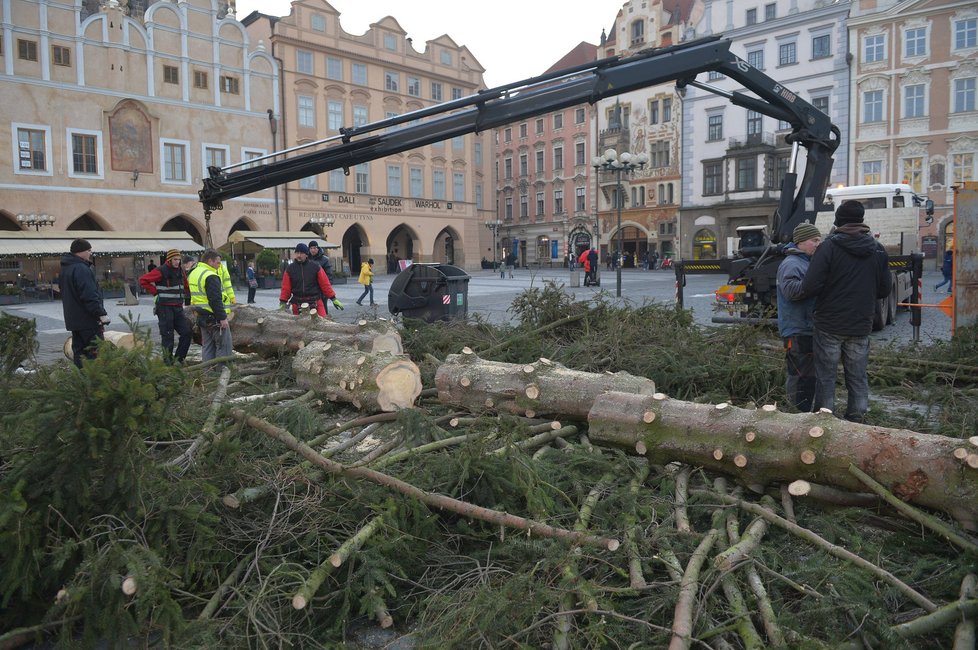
[232,305,403,355]
[293,341,422,412]
[435,350,657,419]
[586,391,978,529]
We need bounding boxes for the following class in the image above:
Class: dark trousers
[814,329,871,421]
[357,283,374,304]
[158,304,192,363]
[783,335,816,412]
[247,285,257,303]
[71,326,104,368]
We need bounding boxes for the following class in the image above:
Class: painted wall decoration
[109,100,154,173]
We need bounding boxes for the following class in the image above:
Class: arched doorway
[0,211,20,231]
[386,224,419,273]
[609,224,647,268]
[433,227,459,266]
[693,228,718,259]
[342,224,368,275]
[66,212,108,230]
[162,215,203,245]
[570,229,592,259]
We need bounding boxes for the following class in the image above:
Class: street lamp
[485,219,501,272]
[309,215,335,239]
[592,149,647,297]
[17,213,56,231]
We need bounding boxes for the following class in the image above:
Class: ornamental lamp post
[17,213,56,231]
[592,149,647,297]
[309,215,335,239]
[485,219,501,273]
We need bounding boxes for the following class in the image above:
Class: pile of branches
[1,284,976,649]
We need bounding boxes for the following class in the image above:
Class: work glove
[99,315,111,325]
[331,298,344,310]
[278,301,288,311]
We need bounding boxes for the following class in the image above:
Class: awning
[227,231,340,250]
[0,231,204,257]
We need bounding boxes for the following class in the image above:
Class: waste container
[388,264,471,322]
[569,270,580,288]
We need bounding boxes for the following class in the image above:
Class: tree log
[293,342,422,412]
[586,391,978,529]
[232,305,403,355]
[435,351,657,419]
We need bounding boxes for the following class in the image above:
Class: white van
[818,183,932,254]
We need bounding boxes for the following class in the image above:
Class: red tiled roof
[544,41,599,74]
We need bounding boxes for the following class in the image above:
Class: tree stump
[232,305,403,355]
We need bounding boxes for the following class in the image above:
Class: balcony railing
[728,132,775,148]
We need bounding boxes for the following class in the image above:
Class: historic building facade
[244,3,493,274]
[678,0,851,260]
[0,0,278,277]
[847,0,978,256]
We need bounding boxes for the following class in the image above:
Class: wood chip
[462,346,473,355]
[539,357,553,365]
[525,384,540,400]
[744,431,756,442]
[818,407,833,414]
[716,402,729,410]
[635,441,647,455]
[733,454,748,468]
[954,447,969,460]
[788,479,811,496]
[323,342,332,350]
[356,355,366,366]
[713,448,724,460]
[761,404,777,412]
[339,380,347,390]
[642,410,656,423]
[808,426,824,438]
[800,449,816,465]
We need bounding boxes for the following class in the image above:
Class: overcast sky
[234,0,616,88]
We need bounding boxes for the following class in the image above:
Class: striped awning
[0,231,204,257]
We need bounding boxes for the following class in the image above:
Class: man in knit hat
[280,242,342,317]
[797,200,891,422]
[139,249,192,364]
[60,238,110,367]
[776,222,821,412]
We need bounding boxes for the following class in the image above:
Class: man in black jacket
[60,238,110,368]
[797,200,891,422]
[308,240,332,278]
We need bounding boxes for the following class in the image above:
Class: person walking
[776,223,821,412]
[245,262,258,303]
[587,248,599,285]
[935,249,953,293]
[356,258,375,305]
[139,248,192,364]
[60,238,110,368]
[280,243,342,317]
[308,240,333,279]
[578,248,591,286]
[798,200,891,423]
[186,249,232,364]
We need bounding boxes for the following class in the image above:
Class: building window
[505,197,513,221]
[864,34,885,63]
[441,50,452,65]
[387,165,402,196]
[812,34,831,59]
[747,49,764,70]
[519,194,528,218]
[162,141,187,182]
[708,70,725,81]
[519,153,528,176]
[328,101,344,131]
[330,169,345,192]
[952,153,975,184]
[575,142,586,166]
[663,98,672,122]
[452,87,463,100]
[535,118,544,134]
[220,75,239,94]
[955,18,977,50]
[650,100,659,124]
[17,39,37,61]
[403,77,419,97]
[704,161,723,195]
[553,146,563,171]
[241,148,264,170]
[474,142,483,165]
[504,128,512,142]
[298,96,315,127]
[778,42,796,66]
[575,108,585,124]
[747,110,762,135]
[353,105,368,128]
[452,136,464,151]
[453,172,464,201]
[311,13,326,31]
[352,63,367,85]
[812,95,829,114]
[536,192,544,215]
[431,82,443,101]
[433,170,446,200]
[299,175,317,190]
[163,65,179,84]
[204,145,227,171]
[327,57,343,80]
[409,167,423,197]
[764,3,776,20]
[904,84,925,118]
[650,140,670,168]
[16,127,47,171]
[707,114,723,141]
[53,45,71,67]
[355,163,369,193]
[384,33,397,51]
[746,8,757,25]
[774,155,789,188]
[576,186,586,212]
[531,149,541,173]
[70,132,98,175]
[504,158,512,179]
[553,113,563,129]
[902,157,923,192]
[194,70,208,89]
[519,123,528,138]
[862,160,882,185]
[905,27,927,57]
[385,71,399,92]
[554,189,563,214]
[863,90,884,122]
[954,78,976,113]
[296,50,313,74]
[777,118,791,130]
[475,184,483,209]
[631,19,644,46]
[736,158,756,190]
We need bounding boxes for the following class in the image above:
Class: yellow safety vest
[188,263,219,313]
[218,261,235,306]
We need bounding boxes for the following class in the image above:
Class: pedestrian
[935,249,953,293]
[280,243,342,316]
[587,248,599,285]
[139,248,192,364]
[776,223,822,412]
[186,249,233,364]
[147,259,157,274]
[246,261,258,303]
[308,240,333,279]
[797,200,891,423]
[578,248,591,286]
[59,238,110,368]
[649,251,658,271]
[356,258,375,305]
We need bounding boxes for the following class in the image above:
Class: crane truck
[199,34,854,322]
